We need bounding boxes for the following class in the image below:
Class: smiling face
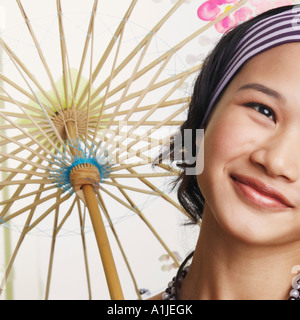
[197,43,300,246]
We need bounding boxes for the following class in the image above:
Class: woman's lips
[231,174,294,210]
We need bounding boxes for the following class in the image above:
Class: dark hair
[157,5,294,224]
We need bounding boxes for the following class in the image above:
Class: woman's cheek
[204,116,249,159]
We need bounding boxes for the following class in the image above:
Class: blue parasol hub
[48,139,112,194]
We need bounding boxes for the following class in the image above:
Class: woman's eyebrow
[237,83,286,103]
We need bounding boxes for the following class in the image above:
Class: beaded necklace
[162,251,300,300]
[162,251,194,300]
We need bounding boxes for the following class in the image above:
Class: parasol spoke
[96,190,143,300]
[0,73,45,108]
[0,190,64,222]
[94,0,247,119]
[98,185,139,213]
[45,196,77,300]
[0,109,45,121]
[0,185,56,206]
[77,0,186,112]
[0,107,61,158]
[89,5,127,145]
[0,166,47,178]
[109,172,177,179]
[100,187,179,272]
[0,139,50,166]
[24,193,71,233]
[45,193,61,300]
[88,0,246,121]
[98,37,154,156]
[115,79,189,161]
[55,198,77,235]
[56,0,80,145]
[0,84,65,153]
[56,0,70,110]
[116,134,178,165]
[156,163,181,175]
[0,178,51,188]
[0,184,46,297]
[86,62,197,118]
[0,146,52,223]
[102,178,180,268]
[111,162,151,172]
[56,0,84,146]
[125,166,188,218]
[0,38,59,113]
[74,0,98,99]
[75,0,138,109]
[174,0,249,55]
[0,136,54,168]
[0,49,67,150]
[0,150,48,169]
[100,90,192,115]
[16,0,64,111]
[0,142,54,202]
[116,103,189,164]
[102,180,157,196]
[124,0,249,97]
[88,120,183,127]
[84,0,97,143]
[101,99,189,122]
[76,199,92,300]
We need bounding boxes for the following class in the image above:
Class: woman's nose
[249,130,300,182]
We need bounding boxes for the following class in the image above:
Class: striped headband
[201,6,300,127]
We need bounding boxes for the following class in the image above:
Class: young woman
[154,5,300,300]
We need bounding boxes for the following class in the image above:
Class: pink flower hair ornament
[197,0,294,33]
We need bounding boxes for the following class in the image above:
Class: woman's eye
[245,103,276,122]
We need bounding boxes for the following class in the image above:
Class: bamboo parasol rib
[76,199,92,300]
[0,0,249,299]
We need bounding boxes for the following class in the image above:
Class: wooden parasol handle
[82,184,124,300]
[67,121,124,300]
